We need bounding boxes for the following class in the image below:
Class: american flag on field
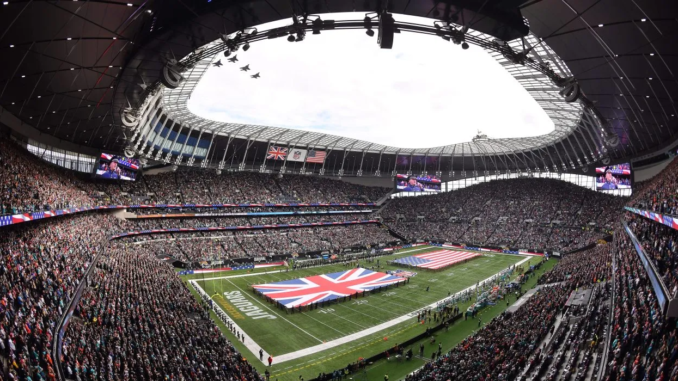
[267,146,288,160]
[305,150,326,163]
[253,268,405,308]
[393,250,481,270]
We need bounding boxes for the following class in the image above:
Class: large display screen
[94,153,139,181]
[395,174,441,192]
[595,163,631,191]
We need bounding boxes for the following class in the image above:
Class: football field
[184,246,536,380]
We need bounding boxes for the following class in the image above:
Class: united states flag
[267,146,288,160]
[393,250,481,270]
[305,150,326,163]
[253,268,405,308]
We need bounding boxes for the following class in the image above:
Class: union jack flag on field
[253,268,405,308]
[267,146,288,160]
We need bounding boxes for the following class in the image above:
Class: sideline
[265,255,532,363]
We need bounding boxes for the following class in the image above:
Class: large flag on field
[392,250,481,270]
[305,150,326,163]
[253,268,405,308]
[267,146,288,160]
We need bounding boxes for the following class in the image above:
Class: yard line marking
[328,309,369,330]
[194,246,434,281]
[204,278,324,364]
[271,255,532,363]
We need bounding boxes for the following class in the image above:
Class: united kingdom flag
[267,145,288,160]
[253,268,405,308]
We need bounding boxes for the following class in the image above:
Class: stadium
[0,0,677,380]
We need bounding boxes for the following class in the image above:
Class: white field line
[225,279,325,344]
[272,255,533,363]
[191,278,323,365]
[189,279,275,364]
[194,245,434,282]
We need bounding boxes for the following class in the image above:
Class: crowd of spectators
[538,244,611,287]
[626,212,678,298]
[407,242,613,381]
[117,224,394,263]
[61,243,263,381]
[0,139,96,215]
[629,158,678,215]
[382,178,625,227]
[386,219,607,252]
[406,283,570,380]
[0,214,128,381]
[382,177,622,251]
[0,138,389,216]
[606,227,677,381]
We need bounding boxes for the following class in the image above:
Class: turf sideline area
[189,253,532,364]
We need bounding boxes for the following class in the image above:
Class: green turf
[182,246,547,380]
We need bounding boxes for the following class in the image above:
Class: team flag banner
[625,206,678,231]
[253,268,406,308]
[392,249,481,270]
[306,150,326,163]
[287,148,307,162]
[267,146,288,160]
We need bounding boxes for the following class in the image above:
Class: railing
[53,247,107,381]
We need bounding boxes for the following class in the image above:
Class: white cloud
[188,13,554,149]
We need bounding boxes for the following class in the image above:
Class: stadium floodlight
[364,15,374,37]
[377,11,395,49]
[312,18,322,35]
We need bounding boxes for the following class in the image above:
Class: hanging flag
[306,150,326,163]
[287,148,308,162]
[266,146,288,160]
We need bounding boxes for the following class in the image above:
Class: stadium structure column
[448,145,456,178]
[149,116,175,159]
[436,152,443,177]
[174,124,195,165]
[357,149,367,176]
[130,101,159,152]
[200,131,217,168]
[239,137,257,171]
[337,148,351,177]
[187,127,207,166]
[375,149,384,176]
[422,149,430,175]
[218,131,241,170]
[164,122,185,163]
[141,111,166,157]
[128,92,160,148]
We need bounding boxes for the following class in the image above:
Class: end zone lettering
[224,291,277,320]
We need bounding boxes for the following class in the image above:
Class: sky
[188,13,554,149]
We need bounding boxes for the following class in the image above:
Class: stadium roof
[162,20,576,156]
[0,0,676,167]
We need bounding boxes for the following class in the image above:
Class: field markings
[194,245,434,282]
[225,279,326,343]
[271,255,533,364]
[191,278,325,364]
[196,251,531,367]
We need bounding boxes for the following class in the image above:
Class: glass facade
[26,139,96,173]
